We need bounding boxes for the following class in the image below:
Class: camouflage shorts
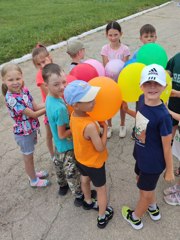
[53,148,82,197]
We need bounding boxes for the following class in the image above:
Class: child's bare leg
[119,107,127,137]
[134,190,156,218]
[45,124,54,158]
[81,175,91,202]
[120,107,126,126]
[96,184,107,216]
[107,119,112,127]
[172,125,178,139]
[23,153,36,180]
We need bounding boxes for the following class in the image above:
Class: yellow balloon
[161,71,172,103]
[118,63,145,102]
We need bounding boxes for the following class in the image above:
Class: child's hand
[164,170,175,182]
[98,121,107,129]
[170,89,180,98]
[121,101,128,112]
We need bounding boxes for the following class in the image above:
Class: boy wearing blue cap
[121,64,174,230]
[64,80,114,229]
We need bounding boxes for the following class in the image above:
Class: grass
[0,0,168,64]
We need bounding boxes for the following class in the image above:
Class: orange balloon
[88,77,122,121]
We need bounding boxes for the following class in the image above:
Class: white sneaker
[119,126,126,138]
[107,127,112,139]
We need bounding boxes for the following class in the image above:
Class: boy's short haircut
[42,63,63,83]
[67,40,84,56]
[64,80,100,105]
[140,24,156,36]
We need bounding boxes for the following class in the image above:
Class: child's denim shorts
[14,131,37,155]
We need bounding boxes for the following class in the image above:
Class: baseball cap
[64,80,100,106]
[67,40,84,55]
[140,64,166,86]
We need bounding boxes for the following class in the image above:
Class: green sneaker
[122,206,143,230]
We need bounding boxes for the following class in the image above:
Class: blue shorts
[76,161,106,187]
[14,131,37,155]
[135,162,161,191]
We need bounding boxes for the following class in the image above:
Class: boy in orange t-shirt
[64,80,113,229]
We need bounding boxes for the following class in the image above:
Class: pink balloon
[84,59,105,76]
[105,59,125,82]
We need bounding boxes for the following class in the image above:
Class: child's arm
[123,55,129,62]
[84,121,107,152]
[121,101,136,118]
[57,125,71,139]
[23,107,46,119]
[168,109,180,121]
[102,55,109,67]
[170,89,180,98]
[161,134,175,182]
[32,100,45,111]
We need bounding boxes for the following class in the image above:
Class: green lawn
[0,0,168,64]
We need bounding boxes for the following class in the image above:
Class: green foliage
[0,0,167,64]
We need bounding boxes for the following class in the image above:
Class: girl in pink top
[101,21,130,139]
[32,44,54,159]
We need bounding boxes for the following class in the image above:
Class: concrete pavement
[0,2,180,239]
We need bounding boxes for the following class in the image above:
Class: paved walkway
[0,2,180,240]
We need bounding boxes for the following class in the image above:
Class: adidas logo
[148,68,158,75]
[147,68,158,80]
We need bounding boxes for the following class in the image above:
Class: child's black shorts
[135,162,161,191]
[76,161,106,187]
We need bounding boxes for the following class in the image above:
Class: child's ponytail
[1,83,8,96]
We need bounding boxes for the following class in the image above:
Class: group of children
[1,21,180,230]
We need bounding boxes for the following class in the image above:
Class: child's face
[107,29,122,44]
[75,100,95,112]
[35,54,52,70]
[46,72,67,98]
[140,32,157,44]
[141,81,165,101]
[3,70,23,93]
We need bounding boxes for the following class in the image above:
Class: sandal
[174,167,180,177]
[36,170,49,179]
[30,178,50,188]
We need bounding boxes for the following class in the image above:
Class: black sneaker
[83,198,99,210]
[58,184,69,196]
[97,206,114,229]
[74,194,84,207]
[122,206,143,230]
[74,190,97,207]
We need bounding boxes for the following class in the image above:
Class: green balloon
[137,43,168,68]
